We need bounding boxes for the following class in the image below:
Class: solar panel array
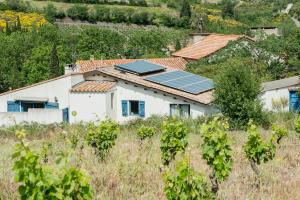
[144,70,214,94]
[115,60,165,75]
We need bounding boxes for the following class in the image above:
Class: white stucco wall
[260,87,290,111]
[0,109,63,126]
[115,81,216,123]
[69,92,108,123]
[0,74,84,112]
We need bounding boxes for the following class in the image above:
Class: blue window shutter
[45,102,59,109]
[139,101,145,117]
[7,101,20,112]
[122,100,128,116]
[289,91,300,112]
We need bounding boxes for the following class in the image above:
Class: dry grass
[1,125,300,200]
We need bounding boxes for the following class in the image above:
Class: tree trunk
[250,160,260,189]
[209,171,219,193]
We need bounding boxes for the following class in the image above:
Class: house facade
[0,58,215,126]
[260,76,300,112]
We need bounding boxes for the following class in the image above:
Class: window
[170,104,190,118]
[129,100,139,115]
[111,93,114,110]
[21,102,45,112]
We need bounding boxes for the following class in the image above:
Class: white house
[260,76,300,112]
[0,58,216,126]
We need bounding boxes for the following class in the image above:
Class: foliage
[243,122,276,166]
[66,4,89,21]
[294,116,300,136]
[271,97,288,112]
[163,158,215,200]
[12,129,93,200]
[137,125,156,140]
[180,0,191,18]
[0,24,188,93]
[213,58,267,128]
[272,124,288,144]
[220,0,237,18]
[200,118,232,182]
[49,43,61,79]
[86,119,119,158]
[160,117,188,165]
[0,10,47,32]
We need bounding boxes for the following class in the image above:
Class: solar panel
[115,60,165,75]
[144,70,214,94]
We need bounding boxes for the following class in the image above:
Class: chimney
[64,63,78,75]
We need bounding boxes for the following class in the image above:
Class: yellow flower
[16,129,26,140]
[0,10,48,31]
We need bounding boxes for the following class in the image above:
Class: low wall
[0,109,63,126]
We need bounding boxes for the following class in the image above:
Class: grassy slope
[1,124,300,199]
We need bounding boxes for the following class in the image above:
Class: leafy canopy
[213,57,266,127]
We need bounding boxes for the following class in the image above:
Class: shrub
[94,6,111,22]
[294,116,300,137]
[272,124,288,144]
[137,125,156,140]
[12,130,93,200]
[200,118,233,193]
[86,119,119,159]
[44,3,58,23]
[243,122,276,179]
[213,58,267,128]
[160,118,188,165]
[163,158,215,200]
[66,5,89,21]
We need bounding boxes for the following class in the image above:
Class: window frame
[170,104,190,117]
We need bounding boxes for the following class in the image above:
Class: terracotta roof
[77,57,188,72]
[173,34,253,60]
[71,81,116,93]
[92,67,213,105]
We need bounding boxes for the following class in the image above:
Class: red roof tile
[70,81,116,93]
[173,34,253,60]
[77,57,188,72]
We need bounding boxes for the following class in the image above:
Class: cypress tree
[180,0,191,18]
[49,43,60,79]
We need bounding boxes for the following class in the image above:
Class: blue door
[289,91,300,112]
[63,108,69,123]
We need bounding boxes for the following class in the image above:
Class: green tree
[49,43,61,79]
[213,58,265,128]
[221,0,237,18]
[180,0,191,18]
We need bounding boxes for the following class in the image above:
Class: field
[1,116,300,200]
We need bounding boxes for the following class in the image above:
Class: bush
[213,58,267,128]
[44,3,58,22]
[163,158,215,200]
[160,118,188,165]
[66,5,89,21]
[137,125,156,140]
[272,124,288,144]
[12,130,93,199]
[294,116,300,137]
[86,119,119,159]
[200,118,232,193]
[243,122,276,177]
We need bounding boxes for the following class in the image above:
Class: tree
[180,0,191,19]
[221,0,237,18]
[49,43,60,79]
[213,58,266,128]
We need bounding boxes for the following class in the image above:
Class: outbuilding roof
[70,81,116,93]
[172,34,253,60]
[77,57,188,72]
[262,76,300,92]
[91,67,213,105]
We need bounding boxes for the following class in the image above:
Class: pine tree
[180,0,191,18]
[49,43,60,79]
